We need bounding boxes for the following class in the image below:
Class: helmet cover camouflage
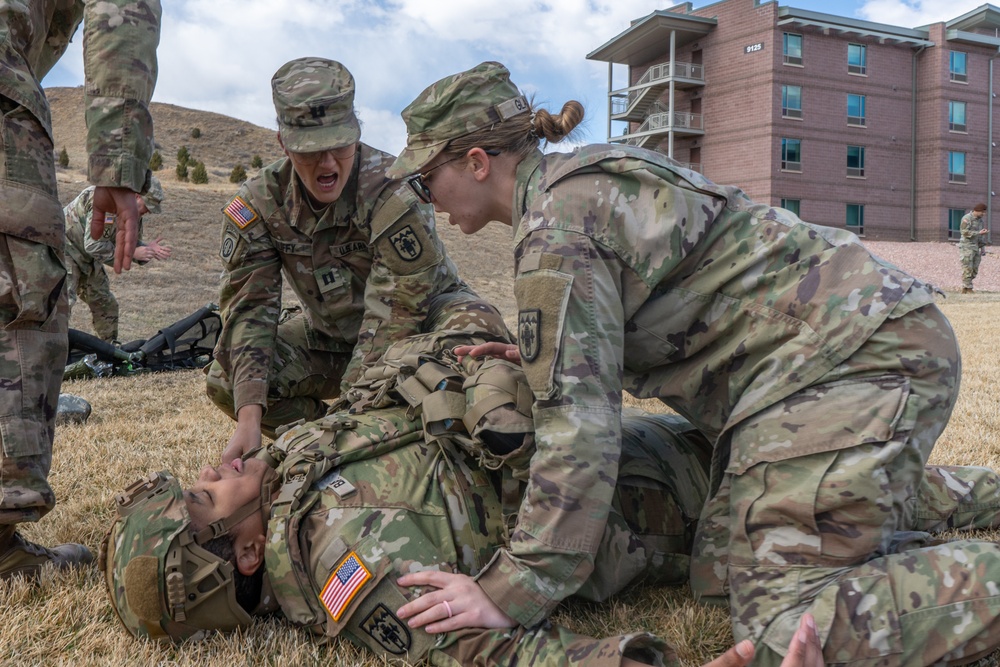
[141,175,164,214]
[271,57,361,153]
[100,471,253,642]
[386,61,529,179]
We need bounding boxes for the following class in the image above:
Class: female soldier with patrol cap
[206,58,508,464]
[386,62,1000,666]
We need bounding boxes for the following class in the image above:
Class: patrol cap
[387,61,529,179]
[974,202,987,212]
[142,175,164,214]
[271,57,361,153]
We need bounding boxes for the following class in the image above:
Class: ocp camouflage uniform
[253,406,712,666]
[0,1,159,526]
[959,211,987,291]
[205,149,508,436]
[63,184,160,341]
[481,144,998,666]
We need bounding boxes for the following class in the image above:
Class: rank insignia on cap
[389,225,423,261]
[319,552,371,622]
[361,603,411,655]
[223,196,259,229]
[518,309,541,362]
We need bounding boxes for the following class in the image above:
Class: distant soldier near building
[205,58,508,465]
[0,0,161,580]
[960,202,989,293]
[64,176,171,342]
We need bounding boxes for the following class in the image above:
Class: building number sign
[745,42,764,54]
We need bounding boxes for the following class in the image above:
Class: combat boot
[962,287,973,294]
[0,525,94,580]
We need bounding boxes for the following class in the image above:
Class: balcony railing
[612,61,705,116]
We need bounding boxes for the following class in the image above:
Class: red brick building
[587,1,1000,241]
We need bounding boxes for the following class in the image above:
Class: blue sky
[43,0,988,155]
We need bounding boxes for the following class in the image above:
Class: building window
[949,151,966,183]
[848,43,867,75]
[782,85,802,119]
[781,138,802,171]
[847,145,865,178]
[950,51,968,83]
[780,198,801,216]
[846,204,865,235]
[783,33,803,66]
[949,101,967,132]
[948,208,965,239]
[847,94,866,126]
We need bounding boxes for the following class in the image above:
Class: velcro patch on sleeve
[222,195,260,229]
[377,219,440,274]
[346,574,437,660]
[514,268,573,399]
[219,225,245,265]
[319,551,372,622]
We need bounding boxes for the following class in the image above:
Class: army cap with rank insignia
[387,61,529,179]
[271,58,361,153]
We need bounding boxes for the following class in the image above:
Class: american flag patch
[319,552,372,622]
[223,196,258,229]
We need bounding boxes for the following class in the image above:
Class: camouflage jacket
[0,0,160,247]
[478,145,937,626]
[254,405,694,666]
[63,186,147,269]
[215,144,475,412]
[959,212,987,248]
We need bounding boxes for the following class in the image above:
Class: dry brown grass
[5,92,997,667]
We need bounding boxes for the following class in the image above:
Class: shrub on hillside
[58,146,69,168]
[191,161,209,184]
[176,161,188,182]
[149,151,163,171]
[230,164,248,183]
[251,155,263,169]
[191,127,201,139]
[177,145,190,166]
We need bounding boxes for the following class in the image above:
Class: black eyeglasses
[407,149,500,204]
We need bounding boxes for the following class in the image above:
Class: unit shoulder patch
[360,603,411,655]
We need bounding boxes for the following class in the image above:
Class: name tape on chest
[319,551,372,622]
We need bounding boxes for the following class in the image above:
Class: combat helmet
[100,467,276,642]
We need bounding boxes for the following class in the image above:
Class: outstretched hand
[453,342,521,364]
[396,570,515,633]
[91,186,141,273]
[701,615,822,667]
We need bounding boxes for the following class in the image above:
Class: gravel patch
[863,241,999,294]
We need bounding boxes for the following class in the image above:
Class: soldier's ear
[235,533,265,576]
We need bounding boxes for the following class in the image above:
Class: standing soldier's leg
[961,246,976,291]
[0,97,91,578]
[206,313,348,438]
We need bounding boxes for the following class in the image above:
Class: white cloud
[858,0,988,26]
[46,0,663,153]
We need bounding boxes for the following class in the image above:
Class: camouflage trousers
[66,257,119,342]
[693,301,1000,666]
[0,95,67,526]
[206,291,509,439]
[960,244,981,290]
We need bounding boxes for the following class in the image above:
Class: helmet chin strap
[193,465,280,545]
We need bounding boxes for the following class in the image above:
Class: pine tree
[191,161,209,184]
[57,147,69,168]
[251,155,263,169]
[177,146,190,166]
[176,161,188,182]
[149,151,163,171]
[230,164,248,183]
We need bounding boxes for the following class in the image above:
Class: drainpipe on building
[989,51,999,244]
[910,46,927,241]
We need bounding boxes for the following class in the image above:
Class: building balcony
[610,61,705,122]
[611,110,705,148]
